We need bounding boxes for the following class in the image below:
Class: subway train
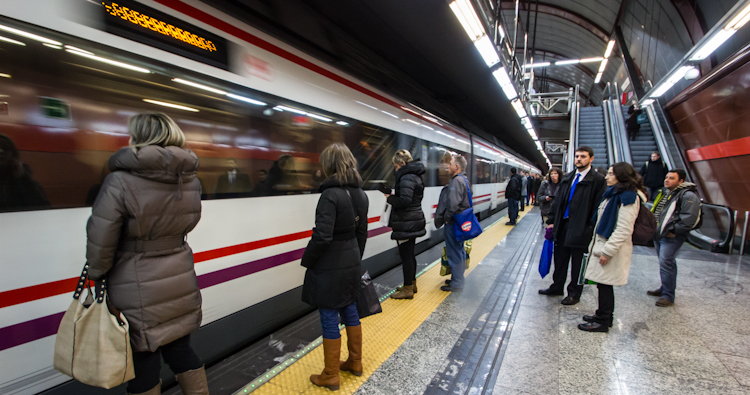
[0,1,538,394]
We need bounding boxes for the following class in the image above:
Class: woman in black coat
[385,149,426,300]
[538,167,562,225]
[301,143,369,391]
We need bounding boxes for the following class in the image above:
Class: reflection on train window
[39,97,71,119]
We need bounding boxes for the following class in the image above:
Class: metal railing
[527,88,576,117]
[601,83,632,165]
[567,85,580,172]
[601,102,616,165]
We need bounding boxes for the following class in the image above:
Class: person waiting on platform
[539,146,607,305]
[86,113,207,395]
[639,151,669,201]
[520,171,528,211]
[538,167,562,225]
[212,157,252,199]
[505,167,523,225]
[648,169,701,307]
[532,173,543,205]
[434,154,471,292]
[386,149,427,300]
[578,162,646,332]
[301,143,369,391]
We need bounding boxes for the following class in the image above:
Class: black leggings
[397,238,417,286]
[128,334,203,393]
[596,283,615,321]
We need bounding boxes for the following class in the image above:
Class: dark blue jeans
[654,233,687,302]
[508,198,519,224]
[444,224,466,289]
[319,302,360,339]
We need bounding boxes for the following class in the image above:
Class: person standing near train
[386,149,426,300]
[301,143,369,391]
[86,113,208,395]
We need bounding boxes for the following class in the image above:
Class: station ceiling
[203,0,628,170]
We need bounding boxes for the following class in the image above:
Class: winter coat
[87,146,203,352]
[627,105,642,131]
[585,190,645,286]
[301,176,369,309]
[639,159,669,189]
[654,182,701,240]
[547,169,607,249]
[434,172,471,228]
[387,160,426,240]
[0,163,50,212]
[537,180,560,217]
[533,177,543,195]
[505,174,522,200]
[521,176,529,196]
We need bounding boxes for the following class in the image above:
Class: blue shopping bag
[452,175,483,242]
[539,239,554,278]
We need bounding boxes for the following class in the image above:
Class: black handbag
[356,271,382,319]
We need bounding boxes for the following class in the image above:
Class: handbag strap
[73,263,107,304]
[460,175,473,208]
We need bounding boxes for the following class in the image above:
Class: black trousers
[128,334,203,393]
[397,238,417,286]
[596,283,614,321]
[551,221,585,298]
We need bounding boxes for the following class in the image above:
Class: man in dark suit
[539,146,607,305]
[213,157,252,199]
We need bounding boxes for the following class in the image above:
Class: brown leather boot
[340,325,363,376]
[310,338,341,391]
[390,284,414,299]
[396,278,417,294]
[128,380,161,395]
[176,366,209,395]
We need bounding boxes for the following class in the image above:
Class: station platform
[173,207,750,395]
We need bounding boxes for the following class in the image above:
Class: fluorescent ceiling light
[0,35,25,46]
[307,113,332,122]
[143,99,199,112]
[381,110,399,118]
[227,93,266,106]
[511,99,527,118]
[690,29,734,61]
[594,72,603,83]
[598,59,609,73]
[66,49,151,73]
[492,67,518,100]
[355,101,378,110]
[275,105,307,115]
[336,121,349,126]
[604,40,616,58]
[555,59,579,65]
[640,99,654,106]
[525,62,551,68]
[449,0,485,41]
[651,66,694,97]
[0,73,10,78]
[64,45,92,55]
[474,35,499,66]
[43,43,62,49]
[727,3,750,30]
[521,116,532,128]
[0,24,61,46]
[498,24,506,40]
[172,78,226,95]
[536,141,543,150]
[580,57,604,63]
[528,128,538,140]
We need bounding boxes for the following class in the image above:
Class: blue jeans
[508,198,519,223]
[647,187,660,202]
[654,234,687,302]
[445,224,466,289]
[319,303,360,339]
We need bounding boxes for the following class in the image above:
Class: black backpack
[632,203,657,246]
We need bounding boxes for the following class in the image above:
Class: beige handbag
[53,264,135,389]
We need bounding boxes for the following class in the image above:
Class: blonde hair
[320,143,362,186]
[128,113,186,148]
[392,149,413,166]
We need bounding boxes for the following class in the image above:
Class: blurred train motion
[0,1,537,394]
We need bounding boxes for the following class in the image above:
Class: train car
[0,1,537,394]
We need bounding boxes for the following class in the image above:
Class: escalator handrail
[688,202,736,251]
[601,101,616,165]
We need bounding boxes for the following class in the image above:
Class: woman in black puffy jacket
[386,149,426,300]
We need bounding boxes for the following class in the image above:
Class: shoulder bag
[452,175,483,241]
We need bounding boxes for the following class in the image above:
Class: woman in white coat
[579,162,647,333]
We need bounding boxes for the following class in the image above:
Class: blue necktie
[564,173,581,219]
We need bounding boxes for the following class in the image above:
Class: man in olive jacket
[540,146,607,305]
[434,155,471,292]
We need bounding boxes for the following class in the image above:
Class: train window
[39,97,71,119]
[0,101,7,116]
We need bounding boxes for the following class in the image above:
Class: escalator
[577,106,609,169]
[622,106,659,168]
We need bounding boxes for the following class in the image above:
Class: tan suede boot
[397,279,417,293]
[310,338,341,391]
[128,380,161,395]
[176,366,209,395]
[340,325,363,376]
[390,284,414,299]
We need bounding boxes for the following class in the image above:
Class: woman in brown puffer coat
[86,113,208,395]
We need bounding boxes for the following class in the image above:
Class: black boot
[582,314,613,327]
[578,321,610,332]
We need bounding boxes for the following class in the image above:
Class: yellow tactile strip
[241,209,532,394]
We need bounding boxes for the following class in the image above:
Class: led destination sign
[99,0,228,69]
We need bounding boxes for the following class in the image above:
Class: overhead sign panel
[99,0,228,69]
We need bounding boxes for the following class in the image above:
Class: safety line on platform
[235,209,530,395]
